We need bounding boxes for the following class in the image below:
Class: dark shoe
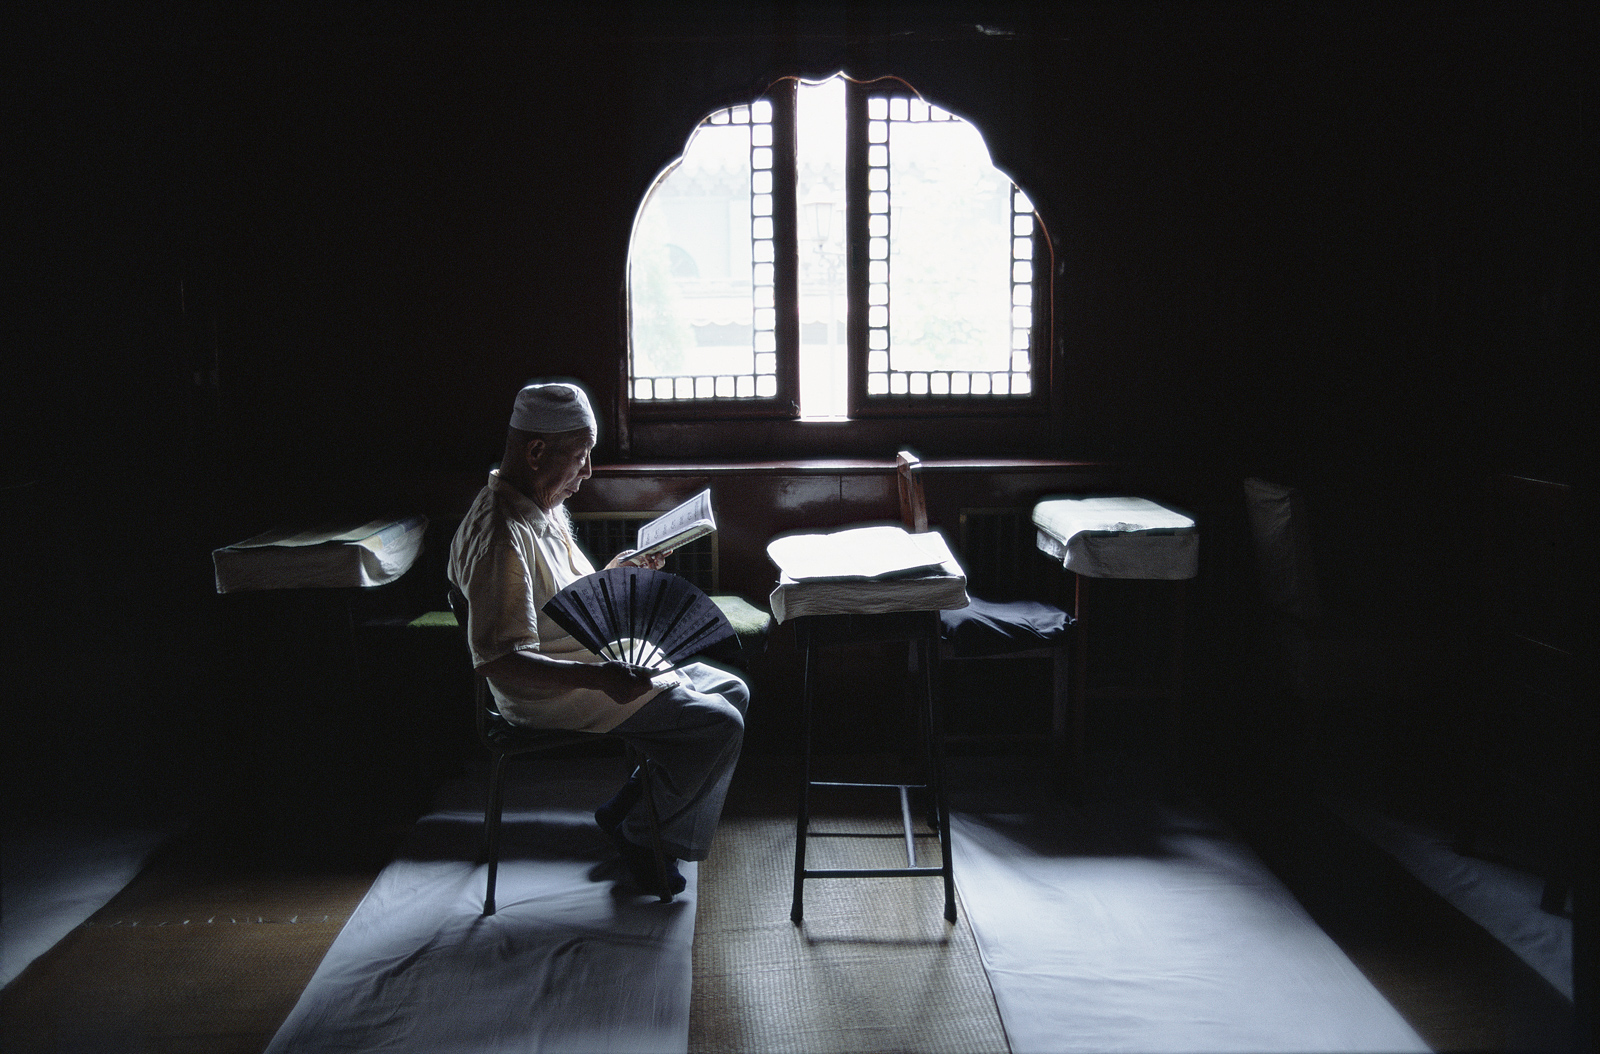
[618,841,687,897]
[594,769,644,834]
[596,809,685,897]
[595,770,683,896]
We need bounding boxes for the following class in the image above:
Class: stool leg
[483,750,509,916]
[909,639,937,831]
[1072,572,1089,799]
[1165,579,1187,801]
[920,635,957,923]
[1050,642,1079,801]
[791,637,815,924]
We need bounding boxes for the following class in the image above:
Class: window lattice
[957,508,1053,602]
[866,93,1036,400]
[631,100,778,404]
[628,75,1046,416]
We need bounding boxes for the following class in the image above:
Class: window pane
[629,116,755,383]
[796,76,848,418]
[887,112,1013,376]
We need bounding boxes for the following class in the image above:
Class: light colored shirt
[448,470,673,732]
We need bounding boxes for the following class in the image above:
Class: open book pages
[634,488,716,559]
[212,516,428,593]
[766,524,953,581]
[766,525,969,623]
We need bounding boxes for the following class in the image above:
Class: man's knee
[713,692,745,741]
[722,677,751,716]
[687,663,751,716]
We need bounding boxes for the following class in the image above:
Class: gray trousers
[610,662,749,861]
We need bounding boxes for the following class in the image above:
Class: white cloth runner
[949,767,1426,1053]
[1033,497,1198,580]
[1324,790,1573,1000]
[2,822,177,988]
[265,759,697,1054]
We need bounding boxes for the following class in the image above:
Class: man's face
[529,429,594,510]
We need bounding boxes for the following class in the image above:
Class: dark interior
[6,1,1589,1043]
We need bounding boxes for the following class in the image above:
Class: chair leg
[483,750,510,916]
[1051,642,1083,802]
[631,748,674,903]
[908,641,937,830]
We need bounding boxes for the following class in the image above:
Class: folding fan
[542,567,739,671]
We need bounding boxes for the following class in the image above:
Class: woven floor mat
[1,837,376,1054]
[690,763,1008,1054]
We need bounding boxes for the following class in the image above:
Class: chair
[445,586,675,912]
[895,452,1077,777]
[1241,477,1390,750]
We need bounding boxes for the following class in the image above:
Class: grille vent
[569,512,718,594]
[955,508,1054,603]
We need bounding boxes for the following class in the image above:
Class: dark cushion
[939,596,1072,657]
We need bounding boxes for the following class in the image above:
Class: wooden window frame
[627,75,1052,425]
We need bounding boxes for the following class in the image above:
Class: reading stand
[768,528,970,924]
[1031,497,1198,792]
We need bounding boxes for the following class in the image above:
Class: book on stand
[212,516,428,593]
[765,524,969,622]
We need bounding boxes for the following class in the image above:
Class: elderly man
[448,382,748,896]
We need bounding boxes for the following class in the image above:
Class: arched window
[628,74,1049,422]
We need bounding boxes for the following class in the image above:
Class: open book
[766,524,950,581]
[633,489,716,559]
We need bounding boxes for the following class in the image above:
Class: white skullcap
[509,382,596,434]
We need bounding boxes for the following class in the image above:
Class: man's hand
[596,660,658,705]
[478,649,659,705]
[607,548,670,571]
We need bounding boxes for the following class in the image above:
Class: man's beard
[550,502,573,534]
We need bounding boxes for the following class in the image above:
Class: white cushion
[1032,496,1198,580]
